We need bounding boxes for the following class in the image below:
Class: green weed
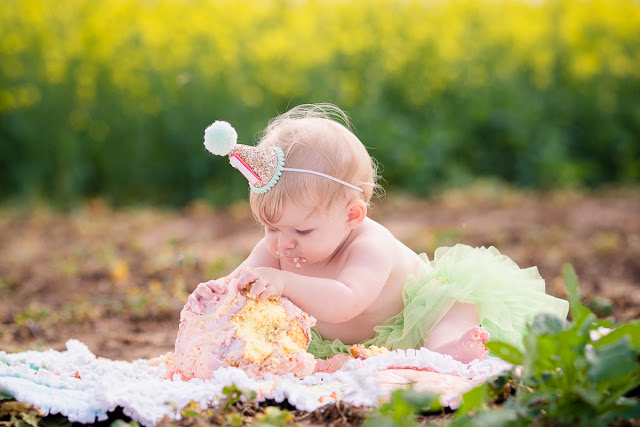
[13,304,50,327]
[252,407,295,427]
[218,384,257,413]
[451,264,640,426]
[363,388,442,427]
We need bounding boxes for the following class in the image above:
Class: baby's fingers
[209,279,227,295]
[248,278,267,297]
[235,269,260,291]
[195,282,215,299]
[186,294,205,314]
[258,283,278,300]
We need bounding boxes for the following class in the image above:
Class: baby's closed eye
[295,229,313,236]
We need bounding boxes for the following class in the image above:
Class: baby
[187,103,569,364]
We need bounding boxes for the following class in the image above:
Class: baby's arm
[230,237,280,274]
[236,240,392,323]
[424,302,489,363]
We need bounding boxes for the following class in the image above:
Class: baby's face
[262,201,351,267]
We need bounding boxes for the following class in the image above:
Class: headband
[203,121,364,194]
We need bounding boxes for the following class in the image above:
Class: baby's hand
[185,278,227,314]
[235,267,284,301]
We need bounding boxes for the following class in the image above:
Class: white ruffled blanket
[0,340,511,426]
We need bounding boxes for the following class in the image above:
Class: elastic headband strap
[282,168,364,193]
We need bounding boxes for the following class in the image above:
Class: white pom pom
[204,121,237,156]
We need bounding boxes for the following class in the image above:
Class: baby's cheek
[297,242,313,257]
[302,245,327,263]
[264,237,278,256]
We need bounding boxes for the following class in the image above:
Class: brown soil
[1,185,639,362]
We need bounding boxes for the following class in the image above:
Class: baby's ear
[345,199,367,229]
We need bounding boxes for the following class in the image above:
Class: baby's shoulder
[355,217,398,241]
[345,218,403,255]
[351,218,425,267]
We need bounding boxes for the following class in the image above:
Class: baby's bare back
[312,218,426,344]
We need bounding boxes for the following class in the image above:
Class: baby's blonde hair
[250,104,380,228]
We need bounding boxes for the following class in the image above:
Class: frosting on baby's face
[275,250,307,267]
[263,201,351,267]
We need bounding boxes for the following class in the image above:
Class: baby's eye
[295,229,313,236]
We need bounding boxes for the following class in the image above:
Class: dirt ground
[1,185,639,362]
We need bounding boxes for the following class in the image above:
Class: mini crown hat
[204,121,284,193]
[204,120,363,194]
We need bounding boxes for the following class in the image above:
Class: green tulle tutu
[308,244,569,359]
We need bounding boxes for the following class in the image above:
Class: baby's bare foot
[453,326,490,364]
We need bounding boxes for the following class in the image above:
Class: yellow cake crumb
[229,297,309,365]
[349,344,390,359]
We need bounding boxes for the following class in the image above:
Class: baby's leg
[424,301,490,363]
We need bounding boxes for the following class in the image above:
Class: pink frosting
[166,278,317,380]
[313,354,354,374]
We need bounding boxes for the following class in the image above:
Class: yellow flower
[110,259,130,283]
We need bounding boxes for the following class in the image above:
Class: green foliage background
[1,0,639,207]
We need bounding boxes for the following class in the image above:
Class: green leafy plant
[252,407,295,427]
[176,401,208,420]
[219,384,257,413]
[363,387,442,427]
[13,303,50,326]
[451,264,640,426]
[110,420,140,427]
[0,400,43,427]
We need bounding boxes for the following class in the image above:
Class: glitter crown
[204,121,285,193]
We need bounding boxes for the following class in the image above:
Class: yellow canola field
[1,0,638,114]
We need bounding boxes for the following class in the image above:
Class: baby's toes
[456,327,490,363]
[482,346,490,358]
[465,326,490,344]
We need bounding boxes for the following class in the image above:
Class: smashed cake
[349,344,390,359]
[165,277,317,380]
[314,345,391,373]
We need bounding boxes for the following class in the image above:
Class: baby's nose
[279,236,296,250]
